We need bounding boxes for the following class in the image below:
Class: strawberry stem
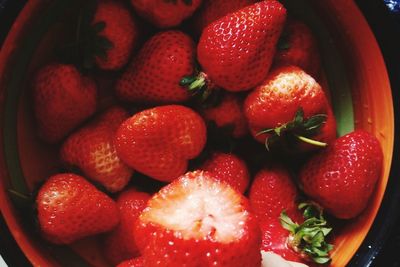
[294,134,327,147]
[8,189,31,201]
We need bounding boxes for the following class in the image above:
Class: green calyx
[280,202,333,264]
[56,0,113,70]
[180,72,214,102]
[256,107,328,151]
[164,0,193,5]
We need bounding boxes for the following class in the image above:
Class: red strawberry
[274,19,321,78]
[92,0,139,70]
[244,65,336,152]
[103,189,151,265]
[116,31,195,103]
[33,64,97,143]
[134,171,261,267]
[197,1,286,91]
[200,152,250,193]
[190,0,258,36]
[261,204,334,264]
[130,0,202,28]
[249,167,301,222]
[259,219,303,262]
[117,257,144,267]
[299,130,383,219]
[36,173,119,244]
[115,105,207,182]
[202,93,248,138]
[61,107,133,192]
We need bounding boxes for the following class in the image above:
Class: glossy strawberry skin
[201,152,250,193]
[61,107,133,192]
[198,0,286,91]
[249,167,301,222]
[36,173,119,244]
[190,0,258,36]
[92,0,138,70]
[116,31,195,103]
[134,171,261,267]
[33,64,97,143]
[244,65,335,150]
[202,93,248,138]
[117,257,144,267]
[115,105,207,182]
[299,130,383,219]
[130,0,202,28]
[103,189,151,265]
[274,19,321,78]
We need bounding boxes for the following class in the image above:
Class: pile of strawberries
[30,0,383,266]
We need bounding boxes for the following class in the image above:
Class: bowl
[0,0,395,266]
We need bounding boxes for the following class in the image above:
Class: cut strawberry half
[135,171,261,267]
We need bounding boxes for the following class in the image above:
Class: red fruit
[116,31,195,103]
[260,219,303,262]
[202,93,248,138]
[191,0,258,36]
[274,19,321,78]
[33,64,97,143]
[299,130,383,219]
[134,171,261,267]
[61,107,133,192]
[130,0,202,28]
[117,257,144,267]
[249,167,301,222]
[244,66,335,152]
[201,152,250,193]
[197,1,286,91]
[104,189,151,265]
[36,173,119,244]
[92,0,139,70]
[115,105,207,182]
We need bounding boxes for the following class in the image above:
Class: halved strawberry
[134,171,261,267]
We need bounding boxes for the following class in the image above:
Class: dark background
[1,0,400,266]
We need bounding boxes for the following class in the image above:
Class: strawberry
[190,0,258,36]
[259,219,303,263]
[115,105,207,182]
[33,64,97,143]
[91,0,139,70]
[274,19,321,78]
[197,1,286,91]
[200,152,250,193]
[261,203,334,265]
[244,65,336,152]
[299,130,383,219]
[134,171,261,267]
[36,173,119,244]
[103,189,151,265]
[249,167,301,222]
[249,168,334,264]
[116,31,195,103]
[202,93,248,138]
[61,107,133,192]
[117,257,144,267]
[130,0,202,28]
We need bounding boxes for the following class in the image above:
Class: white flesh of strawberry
[141,171,249,243]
